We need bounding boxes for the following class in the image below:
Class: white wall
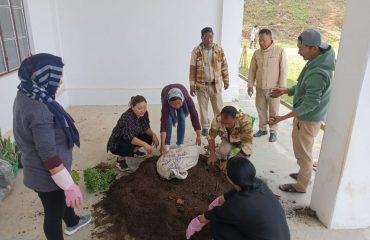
[330,53,370,229]
[23,0,61,55]
[52,0,242,105]
[310,0,370,229]
[0,0,69,134]
[24,0,70,107]
[220,0,244,102]
[1,0,243,133]
[0,73,19,135]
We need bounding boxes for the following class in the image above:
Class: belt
[204,81,216,85]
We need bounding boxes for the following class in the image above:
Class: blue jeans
[165,108,185,145]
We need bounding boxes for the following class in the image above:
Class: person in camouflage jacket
[207,106,253,170]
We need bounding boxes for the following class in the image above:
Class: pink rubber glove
[208,196,221,210]
[186,216,205,239]
[64,184,83,208]
[51,167,83,208]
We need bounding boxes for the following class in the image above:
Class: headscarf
[167,88,189,126]
[17,53,80,148]
[227,156,258,191]
[167,88,184,102]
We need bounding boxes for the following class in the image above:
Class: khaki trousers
[197,85,223,129]
[292,118,321,192]
[255,88,280,132]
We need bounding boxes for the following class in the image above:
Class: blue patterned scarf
[167,88,189,126]
[17,53,80,148]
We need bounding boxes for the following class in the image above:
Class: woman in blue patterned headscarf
[13,53,90,240]
[160,83,202,155]
[17,53,80,148]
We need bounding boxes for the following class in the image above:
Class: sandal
[279,184,306,193]
[313,161,318,171]
[289,173,298,180]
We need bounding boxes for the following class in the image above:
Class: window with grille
[0,0,31,75]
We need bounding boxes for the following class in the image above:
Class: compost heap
[93,154,231,240]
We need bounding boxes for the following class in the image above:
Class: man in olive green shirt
[269,29,335,193]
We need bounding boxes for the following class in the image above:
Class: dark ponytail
[129,95,147,107]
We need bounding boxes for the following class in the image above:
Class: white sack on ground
[156,145,199,180]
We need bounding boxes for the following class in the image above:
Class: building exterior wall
[0,0,244,133]
[311,0,370,229]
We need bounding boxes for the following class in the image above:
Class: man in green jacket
[269,29,336,193]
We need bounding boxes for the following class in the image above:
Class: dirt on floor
[92,154,230,240]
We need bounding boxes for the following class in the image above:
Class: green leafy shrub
[0,129,19,176]
[83,167,116,193]
[71,170,80,185]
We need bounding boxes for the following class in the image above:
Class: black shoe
[289,173,298,180]
[115,160,130,171]
[133,150,146,158]
[269,132,277,142]
[201,128,208,136]
[253,130,268,137]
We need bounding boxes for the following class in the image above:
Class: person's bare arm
[207,138,217,166]
[269,111,298,125]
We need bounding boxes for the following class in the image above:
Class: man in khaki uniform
[207,106,253,171]
[248,28,287,142]
[189,27,229,137]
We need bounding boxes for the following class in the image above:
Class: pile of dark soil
[93,155,231,240]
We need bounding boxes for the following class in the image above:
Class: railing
[238,73,248,82]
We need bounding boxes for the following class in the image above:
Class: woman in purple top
[107,95,159,171]
[160,84,202,155]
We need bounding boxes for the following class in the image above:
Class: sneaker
[133,150,146,158]
[253,130,268,137]
[115,160,130,171]
[177,144,184,148]
[269,132,277,142]
[164,145,170,152]
[201,128,208,136]
[64,215,92,235]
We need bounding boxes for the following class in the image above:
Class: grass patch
[275,42,298,48]
[281,57,306,104]
[286,1,310,25]
[242,0,344,47]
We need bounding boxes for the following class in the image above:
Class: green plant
[71,170,80,185]
[0,130,19,166]
[83,167,116,193]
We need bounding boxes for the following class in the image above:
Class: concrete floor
[0,80,369,239]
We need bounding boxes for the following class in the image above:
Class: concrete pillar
[220,0,244,102]
[310,0,370,229]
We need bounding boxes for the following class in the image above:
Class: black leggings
[37,189,80,240]
[109,133,152,157]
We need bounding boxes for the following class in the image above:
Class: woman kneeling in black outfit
[107,95,159,171]
[186,156,290,240]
